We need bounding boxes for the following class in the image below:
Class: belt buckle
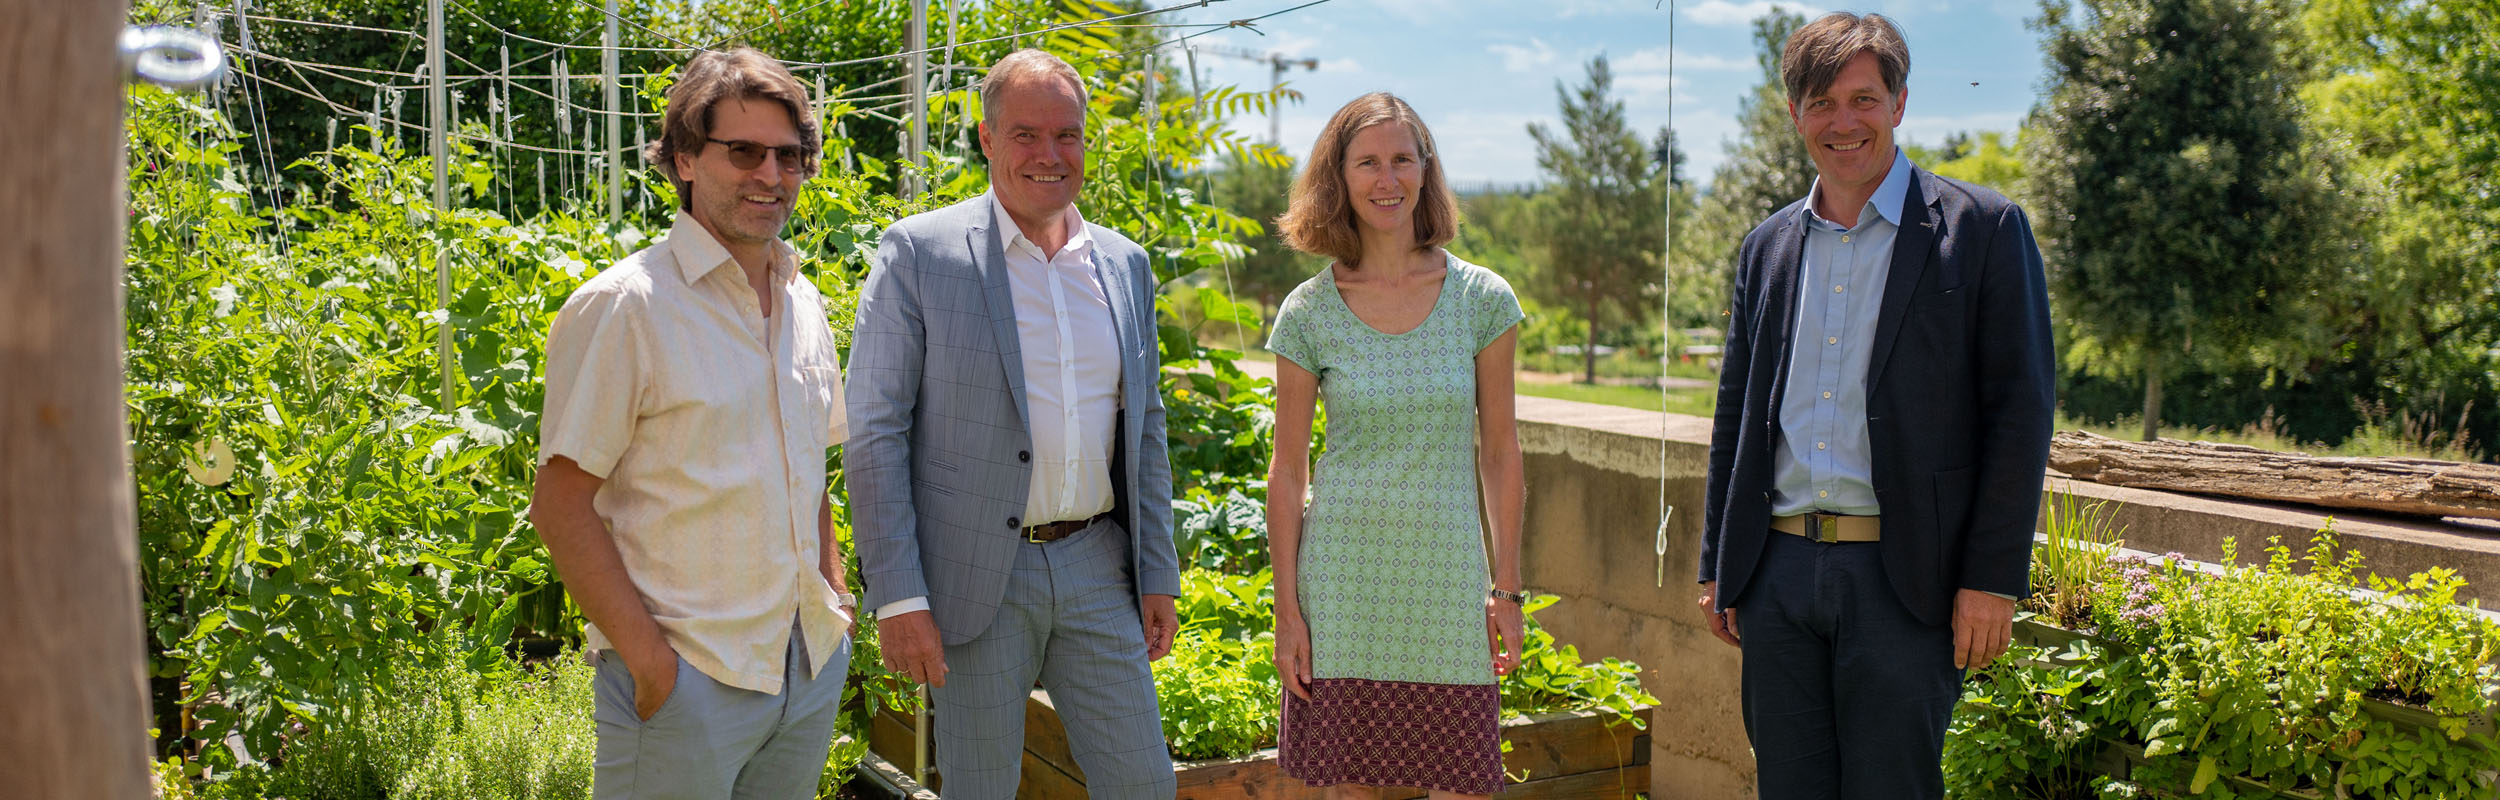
[1021,526,1048,544]
[1813,513,1841,544]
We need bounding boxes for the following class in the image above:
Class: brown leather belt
[1022,512,1110,544]
[1771,512,1881,543]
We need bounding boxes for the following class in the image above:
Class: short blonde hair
[980,49,1087,119]
[1275,92,1459,267]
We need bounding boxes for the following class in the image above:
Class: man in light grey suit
[845,48,1180,799]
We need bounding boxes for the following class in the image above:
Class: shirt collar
[666,210,795,285]
[987,191,1095,263]
[1803,147,1917,230]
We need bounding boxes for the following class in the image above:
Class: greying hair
[979,49,1087,119]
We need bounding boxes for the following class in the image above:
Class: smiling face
[978,73,1087,231]
[1339,121,1427,243]
[1789,51,1908,204]
[673,98,803,250]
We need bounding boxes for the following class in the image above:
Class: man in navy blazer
[1696,12,2055,799]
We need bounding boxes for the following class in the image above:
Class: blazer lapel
[1759,206,1809,420]
[967,198,1032,432]
[1866,167,1938,390]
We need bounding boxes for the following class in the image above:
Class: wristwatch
[1488,588,1528,605]
[834,590,858,610]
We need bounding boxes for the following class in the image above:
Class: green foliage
[127,85,577,759]
[1154,627,1283,762]
[1683,8,1812,332]
[1526,54,1670,384]
[1929,130,2028,190]
[1952,526,2500,798]
[1497,595,1658,729]
[2029,488,2126,629]
[267,657,594,800]
[2027,0,2338,436]
[1207,147,1316,322]
[1151,570,1658,761]
[1172,489,1270,574]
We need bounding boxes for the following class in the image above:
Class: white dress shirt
[875,194,1122,621]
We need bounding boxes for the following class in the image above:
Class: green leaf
[2189,755,2218,794]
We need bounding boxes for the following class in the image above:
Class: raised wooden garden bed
[869,691,1651,798]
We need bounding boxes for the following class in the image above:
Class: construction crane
[1193,44,1318,144]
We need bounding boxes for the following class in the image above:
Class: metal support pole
[428,0,454,409]
[905,0,927,200]
[604,0,622,222]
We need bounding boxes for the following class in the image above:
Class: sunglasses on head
[705,138,815,173]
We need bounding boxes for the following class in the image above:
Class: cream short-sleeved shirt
[538,211,850,695]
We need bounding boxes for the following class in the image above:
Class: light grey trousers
[930,519,1176,799]
[592,623,852,800]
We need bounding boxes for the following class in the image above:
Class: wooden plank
[2050,430,2500,520]
[1021,747,1089,800]
[1499,708,1653,781]
[869,707,920,776]
[1495,763,1652,799]
[0,1,152,798]
[1173,751,1327,800]
[1024,689,1086,781]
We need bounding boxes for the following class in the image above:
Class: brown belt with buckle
[1771,512,1882,543]
[1022,512,1110,544]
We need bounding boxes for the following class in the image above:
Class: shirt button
[1007,516,1021,529]
[1817,442,1827,450]
[1819,490,1829,499]
[1823,391,1833,399]
[1833,285,1845,293]
[1841,234,1852,243]
[1018,450,1031,463]
[1827,337,1838,345]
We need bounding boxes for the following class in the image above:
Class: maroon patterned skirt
[1277,678,1505,795]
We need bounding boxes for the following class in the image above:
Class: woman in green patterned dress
[1262,91,1527,800]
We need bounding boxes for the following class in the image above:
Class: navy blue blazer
[1700,163,2056,627]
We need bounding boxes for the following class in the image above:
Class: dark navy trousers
[1738,531,1960,800]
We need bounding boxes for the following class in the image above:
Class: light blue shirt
[1770,148,1915,517]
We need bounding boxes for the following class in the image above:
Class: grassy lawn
[1517,382,1719,417]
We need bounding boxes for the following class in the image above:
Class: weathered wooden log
[2049,430,2500,521]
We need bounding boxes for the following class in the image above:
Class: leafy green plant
[1153,629,1282,762]
[1497,595,1658,731]
[2028,487,2126,629]
[1952,523,2500,798]
[1172,488,1270,574]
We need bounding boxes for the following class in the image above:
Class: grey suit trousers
[931,519,1175,799]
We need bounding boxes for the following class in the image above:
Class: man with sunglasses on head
[532,46,856,799]
[847,48,1179,799]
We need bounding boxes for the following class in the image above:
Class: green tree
[1683,9,1810,331]
[1209,148,1314,324]
[2288,0,2500,454]
[1526,54,1668,383]
[2026,0,2335,440]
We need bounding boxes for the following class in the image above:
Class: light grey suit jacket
[846,193,1179,645]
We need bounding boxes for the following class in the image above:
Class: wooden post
[0,1,154,799]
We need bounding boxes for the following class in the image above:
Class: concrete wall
[1507,394,2500,799]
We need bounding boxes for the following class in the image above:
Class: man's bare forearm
[531,458,668,659]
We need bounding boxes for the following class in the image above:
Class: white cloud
[1686,0,1824,26]
[1617,47,1751,73]
[1489,38,1559,72]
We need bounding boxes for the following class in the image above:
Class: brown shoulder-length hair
[1275,92,1459,267]
[645,47,821,211]
[1780,12,1910,105]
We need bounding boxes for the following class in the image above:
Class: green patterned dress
[1264,253,1523,793]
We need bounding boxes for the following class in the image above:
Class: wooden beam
[0,1,152,798]
[2050,431,2500,521]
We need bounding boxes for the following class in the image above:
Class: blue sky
[1168,0,2045,189]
